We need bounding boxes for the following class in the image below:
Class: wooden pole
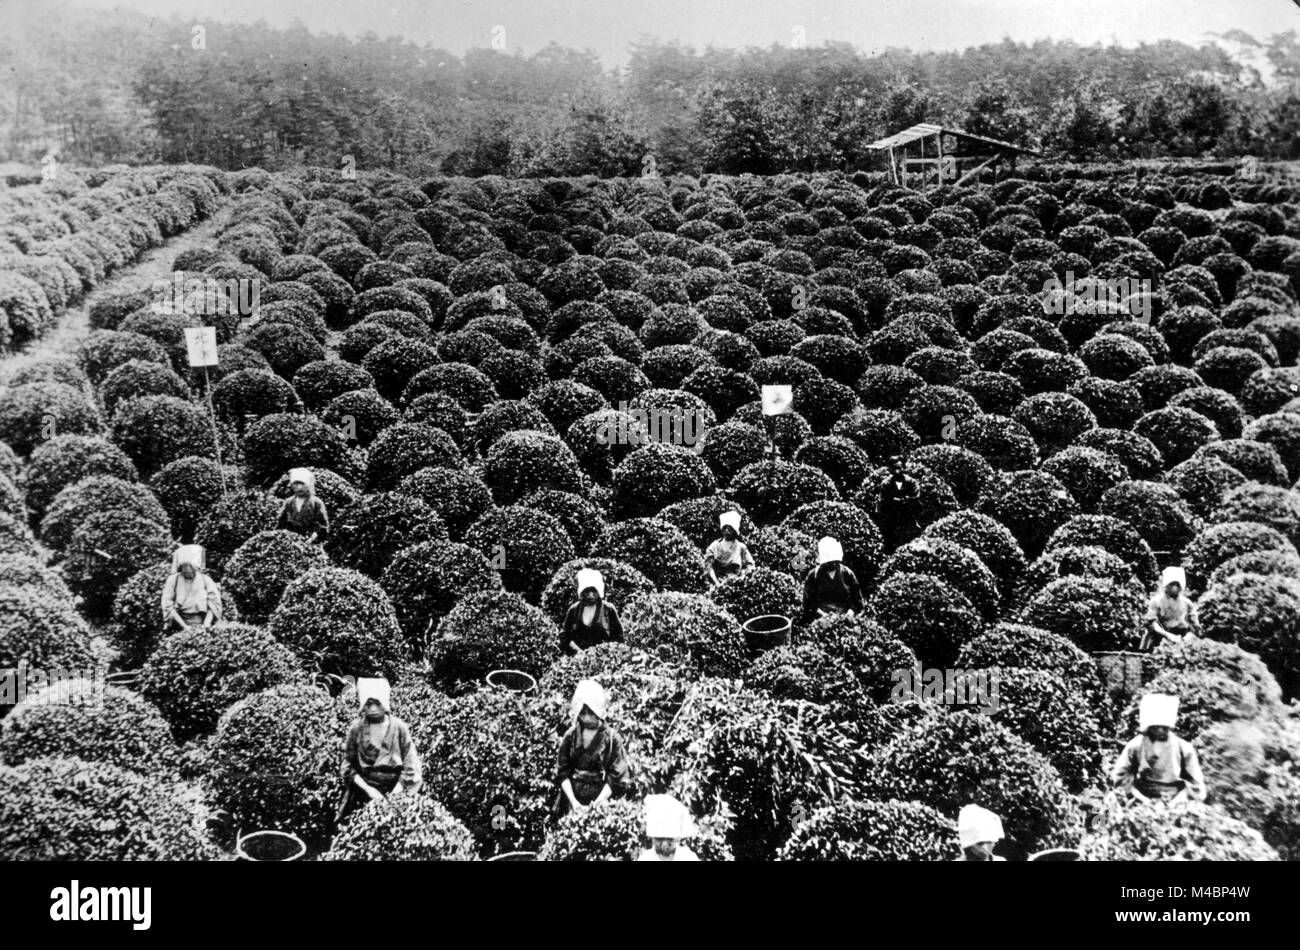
[203,365,228,498]
[936,133,946,189]
[953,154,1000,187]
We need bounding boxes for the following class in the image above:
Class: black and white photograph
[0,0,1297,927]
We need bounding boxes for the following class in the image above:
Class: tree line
[2,2,1298,175]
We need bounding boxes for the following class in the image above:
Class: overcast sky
[51,0,1300,65]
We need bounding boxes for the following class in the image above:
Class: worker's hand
[568,641,580,654]
[307,533,318,544]
[364,784,384,802]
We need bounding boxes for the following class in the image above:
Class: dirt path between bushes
[0,204,233,381]
[0,205,234,658]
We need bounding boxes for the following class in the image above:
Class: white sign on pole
[184,326,219,367]
[761,384,793,416]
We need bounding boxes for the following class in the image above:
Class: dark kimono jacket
[881,472,920,504]
[552,723,632,817]
[801,563,863,624]
[560,601,624,656]
[277,495,329,542]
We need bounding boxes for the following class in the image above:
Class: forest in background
[2,2,1300,176]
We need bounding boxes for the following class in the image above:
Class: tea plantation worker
[160,544,222,632]
[704,510,754,586]
[337,677,423,822]
[552,678,632,819]
[561,568,624,656]
[276,466,329,543]
[1140,566,1199,651]
[955,804,1006,862]
[1109,692,1206,804]
[638,793,701,862]
[801,536,863,624]
[877,455,920,527]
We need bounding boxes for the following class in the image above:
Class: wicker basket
[105,670,140,690]
[1029,848,1081,862]
[236,830,306,862]
[486,669,538,696]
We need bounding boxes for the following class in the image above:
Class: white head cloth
[817,536,843,566]
[570,678,608,725]
[645,794,697,839]
[957,804,1004,847]
[576,568,605,599]
[1138,692,1179,731]
[357,677,391,714]
[287,467,315,493]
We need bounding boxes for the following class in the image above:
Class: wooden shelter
[866,123,1039,190]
